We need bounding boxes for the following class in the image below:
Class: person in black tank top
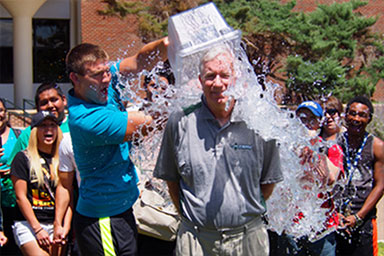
[336,96,384,256]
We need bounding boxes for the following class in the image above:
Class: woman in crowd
[319,96,345,174]
[0,98,21,254]
[11,111,64,256]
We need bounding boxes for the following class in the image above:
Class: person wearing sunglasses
[319,96,345,177]
[272,101,342,256]
[319,96,344,142]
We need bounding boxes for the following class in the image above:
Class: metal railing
[22,99,35,126]
[23,99,35,110]
[0,98,34,127]
[1,97,20,110]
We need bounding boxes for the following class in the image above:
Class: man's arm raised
[120,37,168,76]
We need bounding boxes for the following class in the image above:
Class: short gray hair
[199,44,234,75]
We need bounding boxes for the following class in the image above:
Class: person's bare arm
[261,183,275,201]
[356,137,384,219]
[166,180,181,215]
[124,111,153,141]
[0,231,7,246]
[344,137,384,227]
[53,171,74,244]
[12,176,52,250]
[120,37,168,76]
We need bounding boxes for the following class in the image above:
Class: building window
[0,18,70,83]
[33,19,70,83]
[0,19,13,83]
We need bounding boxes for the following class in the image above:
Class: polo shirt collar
[200,95,243,124]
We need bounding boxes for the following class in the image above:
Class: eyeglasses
[325,108,339,116]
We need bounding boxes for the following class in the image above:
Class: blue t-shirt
[67,61,139,218]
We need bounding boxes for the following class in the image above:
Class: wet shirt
[67,61,139,218]
[154,98,283,229]
[11,151,56,222]
[338,133,375,217]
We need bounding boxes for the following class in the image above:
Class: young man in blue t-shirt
[64,39,168,255]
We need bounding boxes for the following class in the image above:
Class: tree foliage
[213,0,384,103]
[98,0,384,103]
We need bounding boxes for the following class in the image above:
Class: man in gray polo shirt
[154,45,283,255]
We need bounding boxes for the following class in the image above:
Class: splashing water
[114,2,349,239]
[115,51,339,240]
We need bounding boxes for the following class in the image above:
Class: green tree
[213,0,384,103]
[98,0,384,103]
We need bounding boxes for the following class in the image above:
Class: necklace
[344,131,369,184]
[339,132,369,215]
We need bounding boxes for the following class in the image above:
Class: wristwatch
[354,213,364,227]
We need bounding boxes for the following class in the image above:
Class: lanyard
[344,131,369,185]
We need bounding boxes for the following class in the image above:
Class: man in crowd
[336,96,384,256]
[64,38,167,255]
[154,45,283,256]
[7,82,69,165]
[52,122,78,254]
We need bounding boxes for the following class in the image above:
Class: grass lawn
[380,242,384,256]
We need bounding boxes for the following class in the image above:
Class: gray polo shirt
[154,98,283,229]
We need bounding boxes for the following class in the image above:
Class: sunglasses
[325,108,339,116]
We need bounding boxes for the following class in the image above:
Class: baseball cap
[296,101,323,118]
[31,111,59,129]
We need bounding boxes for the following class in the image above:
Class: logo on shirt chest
[230,143,252,151]
[122,174,132,183]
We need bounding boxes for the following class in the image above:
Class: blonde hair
[26,126,63,188]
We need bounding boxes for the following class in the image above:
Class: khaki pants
[176,217,269,256]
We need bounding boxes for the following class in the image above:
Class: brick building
[80,0,144,61]
[0,0,384,103]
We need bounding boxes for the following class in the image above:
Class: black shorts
[336,217,378,256]
[74,208,138,256]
